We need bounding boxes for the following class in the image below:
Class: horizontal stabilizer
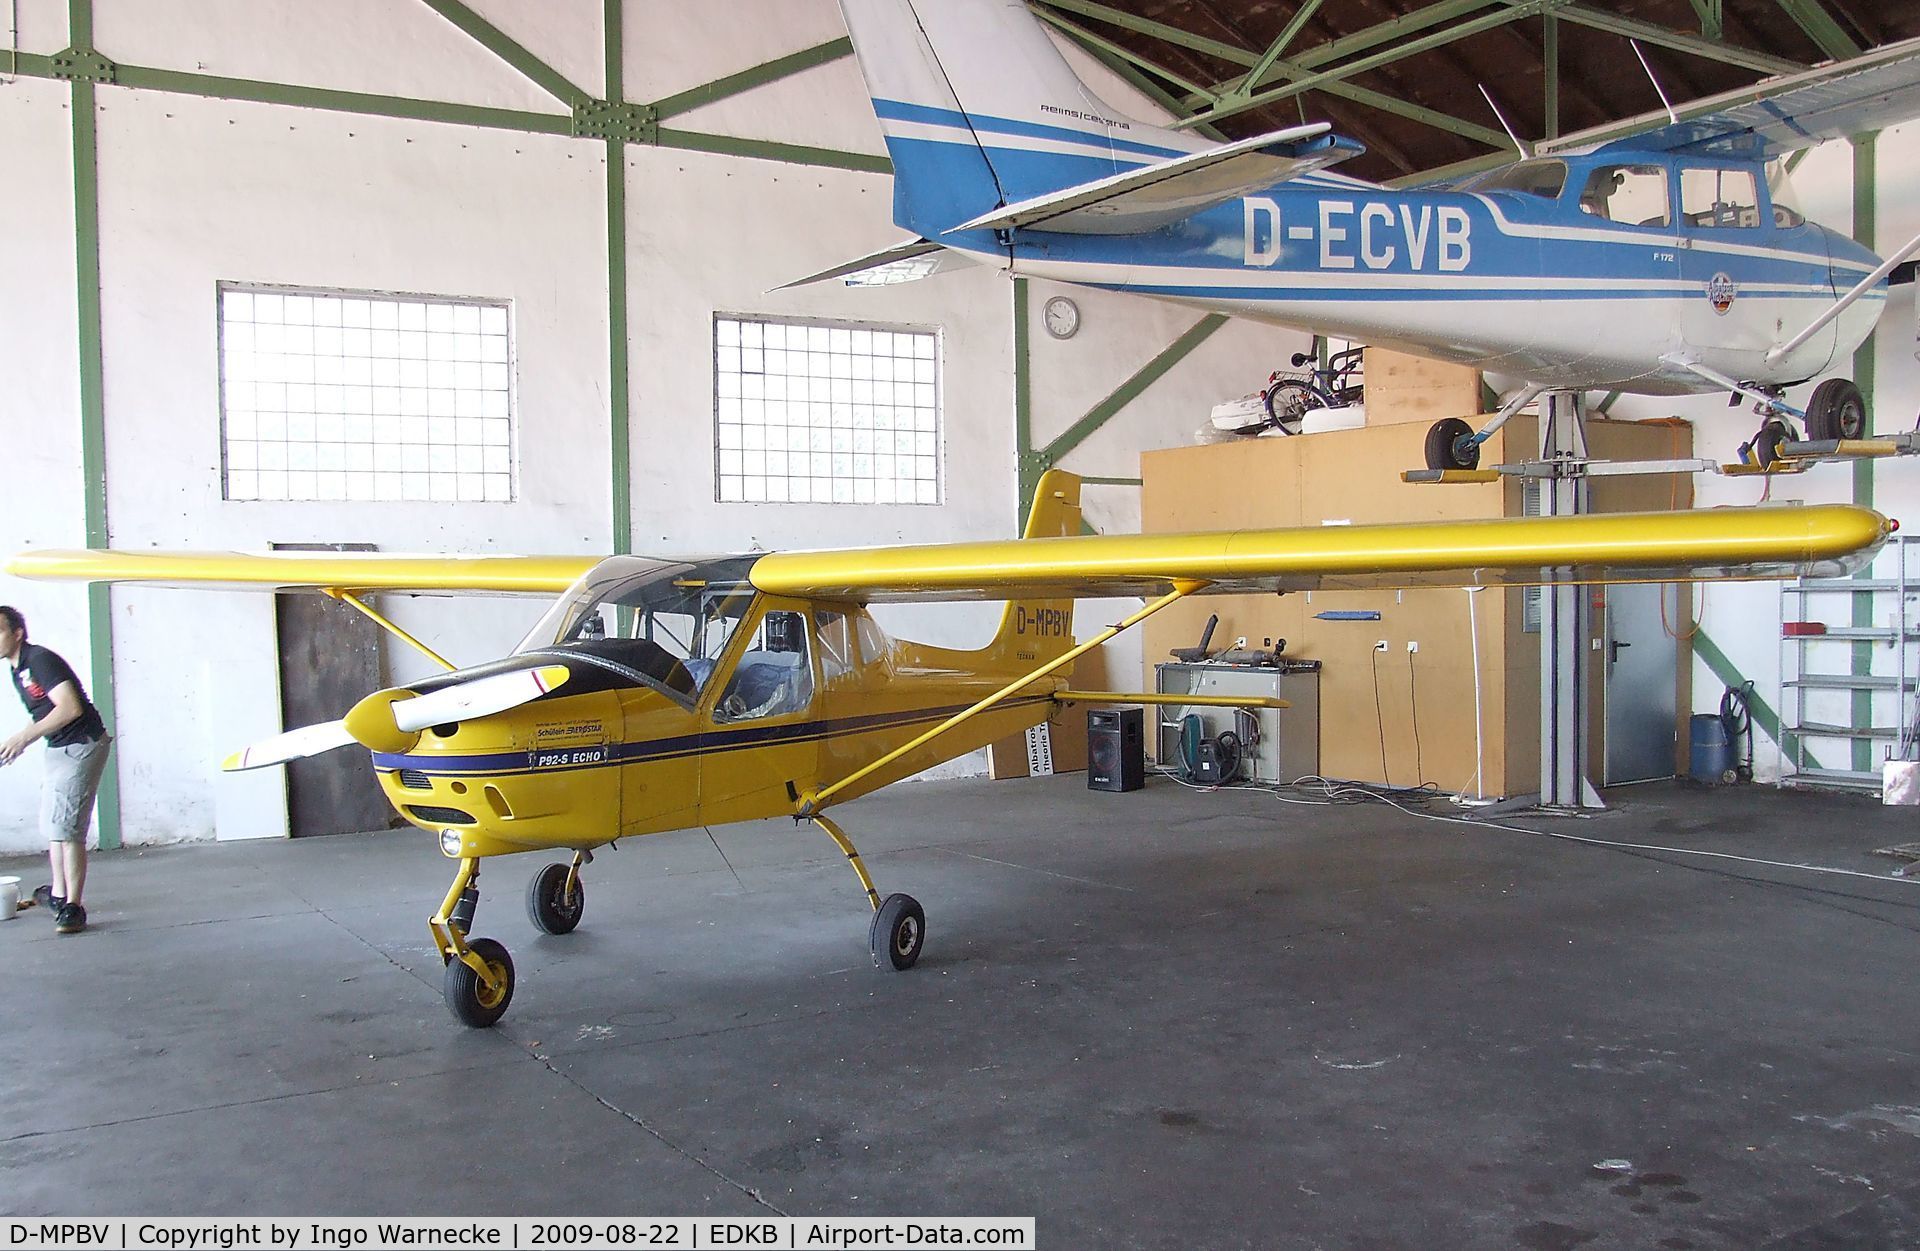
[390,664,571,733]
[773,237,980,290]
[953,124,1361,235]
[223,720,359,772]
[1541,34,1920,160]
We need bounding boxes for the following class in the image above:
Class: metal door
[1603,582,1678,784]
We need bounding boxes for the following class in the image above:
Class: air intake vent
[399,770,433,790]
[407,805,474,825]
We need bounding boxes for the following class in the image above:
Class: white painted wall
[0,1,1271,848]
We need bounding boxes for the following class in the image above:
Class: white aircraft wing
[952,124,1362,236]
[1539,34,1920,160]
[773,237,981,290]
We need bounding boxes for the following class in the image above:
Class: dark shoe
[54,903,86,934]
[32,884,63,912]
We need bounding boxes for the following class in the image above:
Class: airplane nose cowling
[344,688,424,754]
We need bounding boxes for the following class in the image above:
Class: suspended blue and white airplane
[804,0,1920,468]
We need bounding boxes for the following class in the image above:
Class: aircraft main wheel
[526,862,585,935]
[1805,378,1866,441]
[444,937,515,1028]
[869,893,925,971]
[1425,417,1480,470]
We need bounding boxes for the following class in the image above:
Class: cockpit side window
[1680,166,1760,229]
[715,609,815,722]
[1465,159,1567,198]
[1577,165,1669,226]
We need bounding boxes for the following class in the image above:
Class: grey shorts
[42,733,112,844]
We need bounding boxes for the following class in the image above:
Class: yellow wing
[750,472,1893,602]
[4,549,597,595]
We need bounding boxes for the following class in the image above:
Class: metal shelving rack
[1778,534,1919,793]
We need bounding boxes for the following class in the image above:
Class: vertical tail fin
[981,470,1081,672]
[835,0,1208,237]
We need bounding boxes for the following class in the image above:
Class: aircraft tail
[835,0,1212,238]
[981,470,1082,674]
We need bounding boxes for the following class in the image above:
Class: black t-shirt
[10,642,106,748]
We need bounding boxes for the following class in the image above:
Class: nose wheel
[430,857,518,1028]
[443,937,515,1027]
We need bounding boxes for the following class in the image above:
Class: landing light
[440,829,463,858]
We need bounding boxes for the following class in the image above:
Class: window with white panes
[219,284,514,503]
[714,315,940,504]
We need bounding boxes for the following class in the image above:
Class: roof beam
[416,0,591,106]
[1173,3,1554,130]
[1043,17,1231,140]
[1544,5,1803,76]
[649,37,854,121]
[1772,0,1862,60]
[1028,0,1258,69]
[1033,7,1224,102]
[1227,0,1323,98]
[1687,0,1724,39]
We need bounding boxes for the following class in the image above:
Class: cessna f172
[7,474,1895,1026]
[812,0,1920,468]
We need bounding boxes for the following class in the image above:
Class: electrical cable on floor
[1166,769,1920,895]
[1370,647,1389,786]
[1406,650,1424,785]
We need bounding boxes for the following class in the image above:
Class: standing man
[0,606,112,934]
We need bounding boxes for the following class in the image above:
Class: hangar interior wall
[0,0,1300,851]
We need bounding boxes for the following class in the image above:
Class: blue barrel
[1689,713,1731,784]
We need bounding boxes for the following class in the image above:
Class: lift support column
[1539,390,1604,809]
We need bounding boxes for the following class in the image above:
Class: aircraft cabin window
[513,555,759,705]
[815,610,858,684]
[1577,165,1670,227]
[1681,167,1760,228]
[856,614,890,667]
[716,610,815,722]
[1465,159,1566,198]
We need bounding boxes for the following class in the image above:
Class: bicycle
[1261,343,1365,433]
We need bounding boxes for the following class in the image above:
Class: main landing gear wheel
[526,861,585,935]
[443,937,515,1028]
[870,893,925,971]
[1805,378,1867,441]
[1424,417,1480,470]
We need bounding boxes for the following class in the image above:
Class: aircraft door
[1674,164,1774,358]
[697,599,823,825]
[1571,162,1681,365]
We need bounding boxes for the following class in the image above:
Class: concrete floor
[4,774,1920,1248]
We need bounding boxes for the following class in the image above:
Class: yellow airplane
[5,472,1894,1026]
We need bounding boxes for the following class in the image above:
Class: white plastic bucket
[0,875,19,920]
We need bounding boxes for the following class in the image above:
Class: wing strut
[797,579,1210,815]
[326,589,459,671]
[1766,227,1920,366]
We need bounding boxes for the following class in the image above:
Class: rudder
[983,470,1081,672]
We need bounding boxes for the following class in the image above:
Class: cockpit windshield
[514,555,760,705]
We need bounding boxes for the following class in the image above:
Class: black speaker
[1087,707,1144,792]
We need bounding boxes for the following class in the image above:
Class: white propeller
[389,664,570,733]
[221,663,571,772]
[222,719,360,772]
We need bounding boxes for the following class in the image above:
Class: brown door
[274,542,393,837]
